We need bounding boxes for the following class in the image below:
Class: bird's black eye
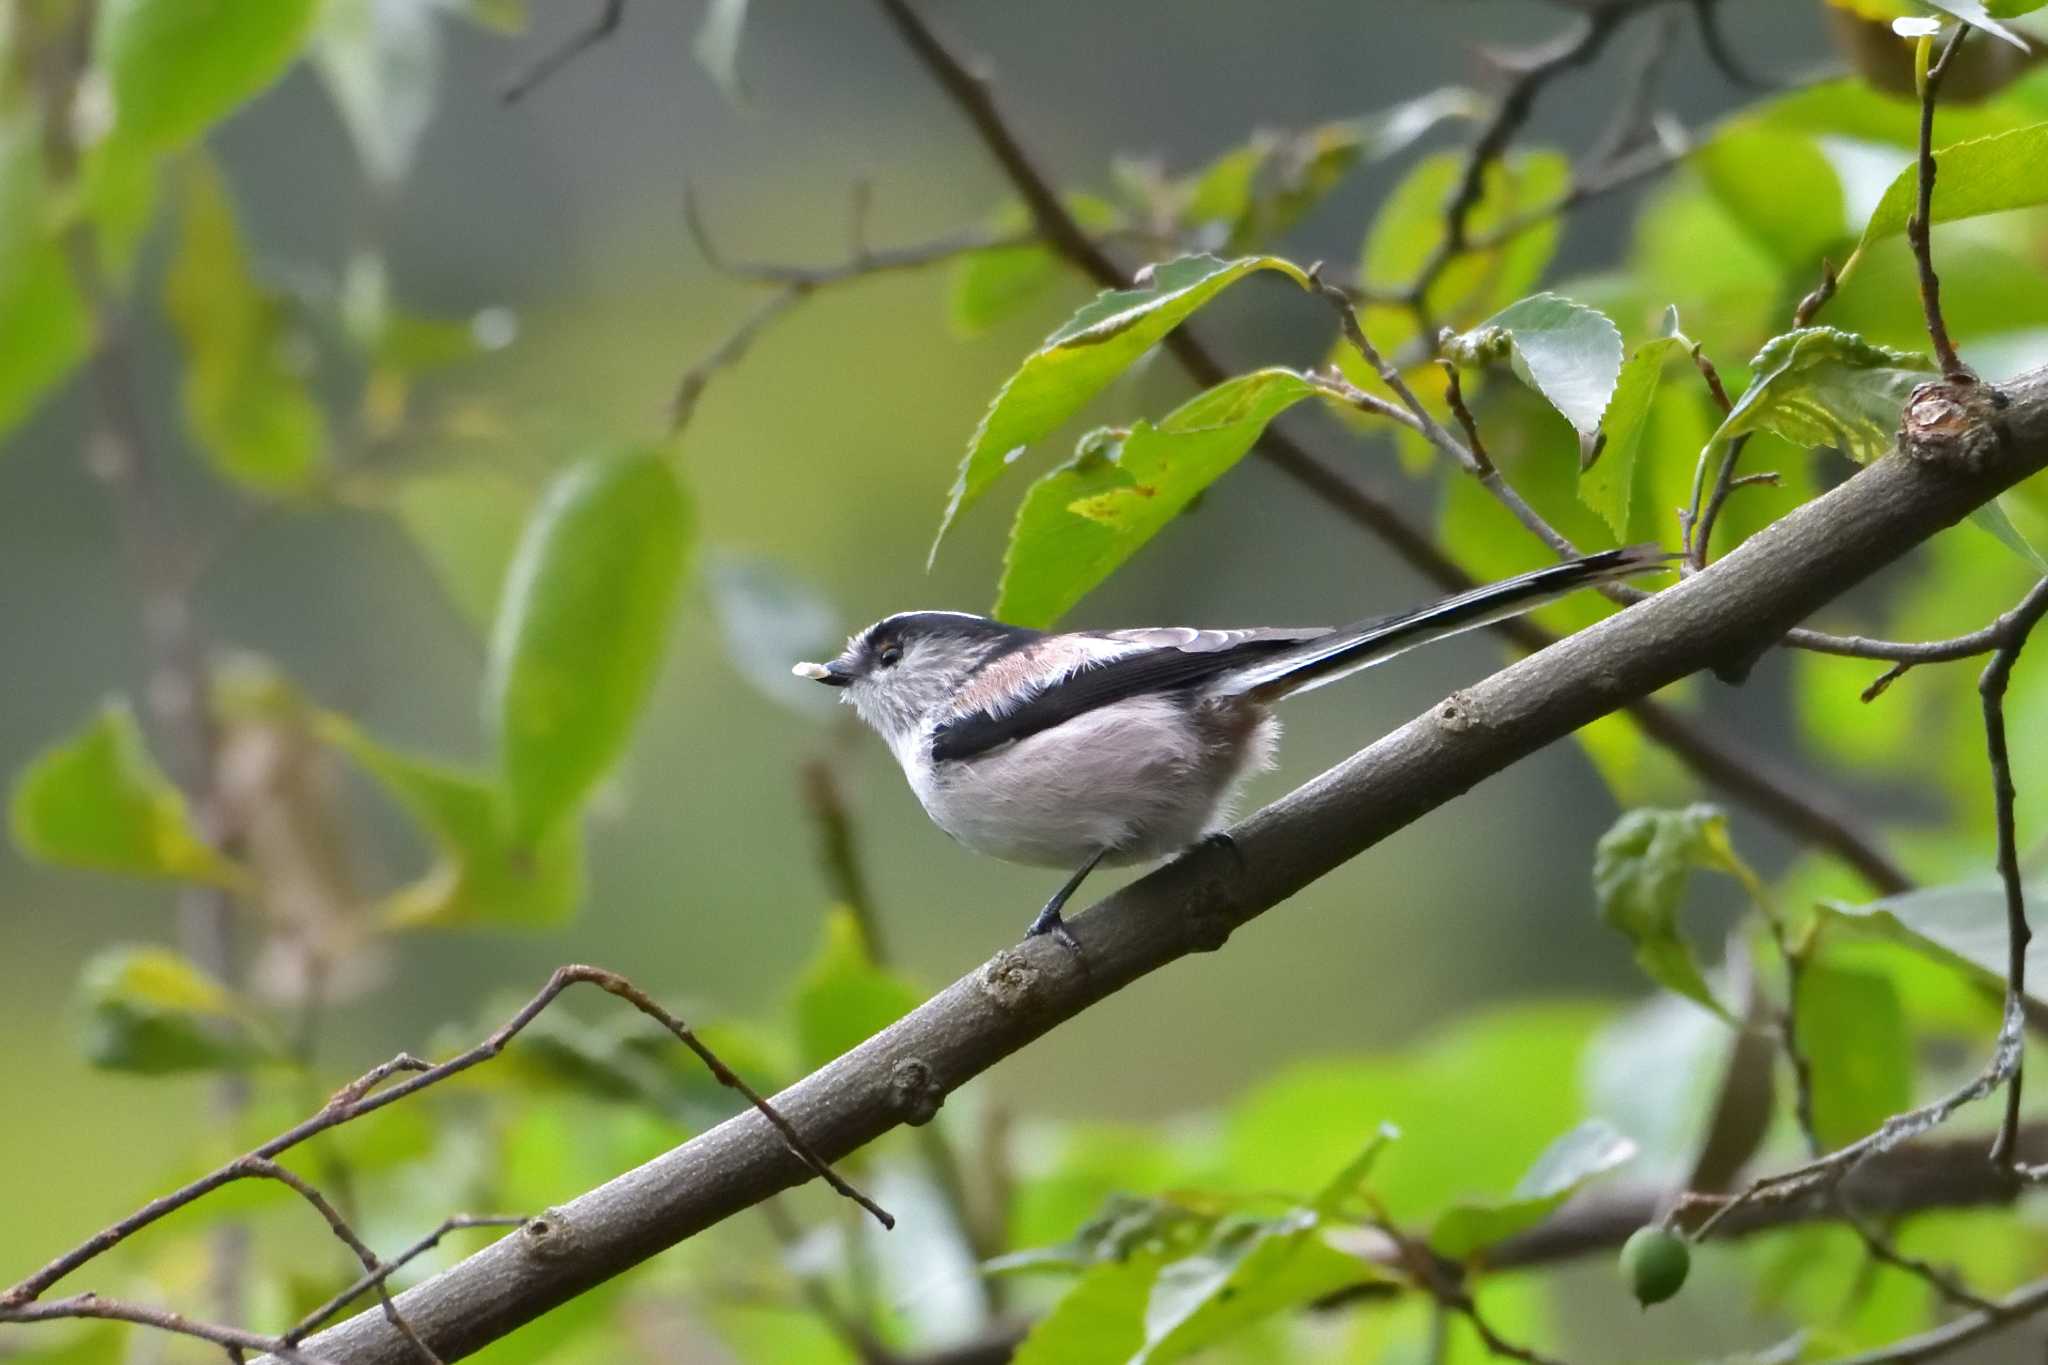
[877,643,904,668]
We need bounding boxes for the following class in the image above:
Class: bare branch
[1910,24,1973,380]
[1,1295,337,1365]
[285,1218,528,1347]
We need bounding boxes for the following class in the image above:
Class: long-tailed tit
[795,545,1668,948]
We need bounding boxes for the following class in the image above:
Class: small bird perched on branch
[796,545,1668,948]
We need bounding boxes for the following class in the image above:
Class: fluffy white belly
[905,696,1276,869]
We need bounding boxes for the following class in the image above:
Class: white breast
[903,696,1278,870]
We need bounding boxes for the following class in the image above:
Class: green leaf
[317,715,584,928]
[1847,123,2048,272]
[1695,123,1848,267]
[790,908,921,1071]
[1011,1254,1162,1365]
[1986,0,2048,14]
[0,115,91,450]
[487,449,691,844]
[97,0,323,151]
[1361,148,1570,321]
[995,368,1322,627]
[693,0,749,103]
[312,0,443,189]
[1429,1119,1637,1260]
[11,701,244,887]
[1311,1122,1401,1217]
[1451,293,1623,442]
[947,195,1121,336]
[1795,960,1915,1150]
[931,253,1311,560]
[77,945,277,1073]
[1593,804,1752,1017]
[1712,326,1934,464]
[164,158,327,494]
[1582,321,1689,539]
[390,466,535,630]
[1823,879,2048,1007]
[1137,1213,1374,1364]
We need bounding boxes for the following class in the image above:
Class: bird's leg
[1026,849,1107,952]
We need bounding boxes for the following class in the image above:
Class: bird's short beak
[793,659,855,687]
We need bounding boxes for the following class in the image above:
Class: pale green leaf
[1011,1255,1161,1365]
[11,701,245,887]
[1823,879,2048,1007]
[1847,123,2048,271]
[313,0,443,189]
[317,714,584,928]
[1137,1213,1374,1364]
[693,0,749,103]
[164,158,327,493]
[0,116,90,450]
[1582,325,1689,539]
[1795,960,1914,1150]
[1452,293,1623,439]
[1311,1122,1401,1216]
[1695,123,1848,266]
[1713,326,1934,463]
[931,253,1311,560]
[1593,804,1748,1017]
[791,908,921,1071]
[391,466,535,630]
[1429,1119,1637,1260]
[487,449,691,844]
[78,945,278,1073]
[97,0,322,151]
[948,195,1121,337]
[995,368,1321,627]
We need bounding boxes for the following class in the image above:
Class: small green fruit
[1619,1226,1690,1308]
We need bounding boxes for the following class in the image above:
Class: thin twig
[0,1295,337,1365]
[1825,1275,2048,1365]
[1688,0,1783,91]
[1910,24,1973,380]
[284,1216,527,1346]
[1979,581,2048,1163]
[3,965,888,1312]
[499,0,626,104]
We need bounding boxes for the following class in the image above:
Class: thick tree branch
[277,364,2048,1364]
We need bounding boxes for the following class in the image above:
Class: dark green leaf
[11,701,244,887]
[1847,122,2048,269]
[0,116,91,450]
[1695,123,1848,266]
[1593,804,1752,1017]
[995,368,1321,627]
[97,0,323,151]
[790,907,921,1071]
[1450,293,1624,441]
[164,157,327,494]
[77,945,277,1074]
[1714,326,1933,464]
[1429,1119,1637,1259]
[317,714,583,928]
[1796,959,1914,1150]
[488,449,691,844]
[1137,1213,1374,1364]
[931,253,1311,559]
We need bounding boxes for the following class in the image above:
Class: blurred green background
[20,1,2048,1360]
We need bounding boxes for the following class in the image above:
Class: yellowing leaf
[11,701,244,887]
[78,945,277,1073]
[164,158,327,493]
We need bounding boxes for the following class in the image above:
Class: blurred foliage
[10,1,2048,1363]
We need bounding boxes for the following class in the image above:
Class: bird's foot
[1025,902,1082,953]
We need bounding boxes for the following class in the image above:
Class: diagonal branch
[277,362,2048,1364]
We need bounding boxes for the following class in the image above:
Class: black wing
[927,630,1323,763]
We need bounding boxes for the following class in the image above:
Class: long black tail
[1225,545,1673,703]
